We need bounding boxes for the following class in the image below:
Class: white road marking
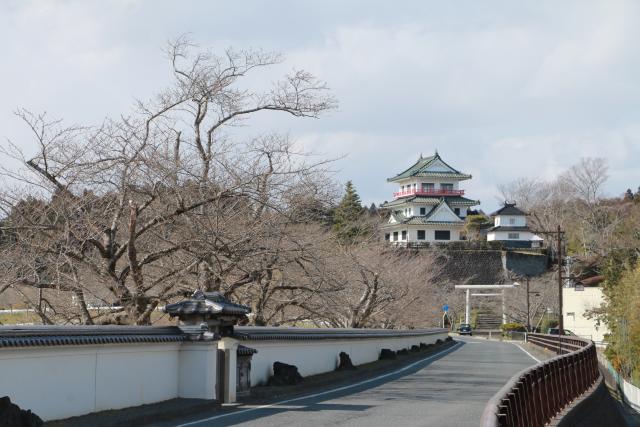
[513,343,541,363]
[176,341,464,427]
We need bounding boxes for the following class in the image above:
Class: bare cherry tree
[498,157,616,256]
[297,239,447,329]
[0,38,336,325]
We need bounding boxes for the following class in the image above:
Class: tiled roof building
[487,202,543,248]
[380,151,479,244]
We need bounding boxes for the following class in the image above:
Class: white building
[487,203,543,248]
[380,152,479,244]
[563,276,609,344]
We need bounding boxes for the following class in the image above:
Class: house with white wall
[487,203,543,248]
[380,151,479,244]
[563,276,609,344]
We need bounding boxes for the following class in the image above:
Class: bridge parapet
[480,334,599,427]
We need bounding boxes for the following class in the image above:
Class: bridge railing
[480,334,599,427]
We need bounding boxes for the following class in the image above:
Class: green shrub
[501,322,526,332]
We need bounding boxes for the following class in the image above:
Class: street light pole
[526,277,530,332]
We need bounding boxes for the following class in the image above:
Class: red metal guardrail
[479,334,599,427]
[392,188,465,198]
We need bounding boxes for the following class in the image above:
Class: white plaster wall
[0,343,182,421]
[487,231,536,241]
[495,215,527,227]
[406,226,461,242]
[244,332,448,386]
[178,342,218,400]
[397,179,462,193]
[0,346,98,420]
[95,345,180,412]
[429,204,462,223]
[563,287,609,343]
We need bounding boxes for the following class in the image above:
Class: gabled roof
[388,212,404,224]
[425,199,464,223]
[387,152,472,182]
[380,195,479,209]
[403,218,465,226]
[491,203,527,216]
[386,199,463,226]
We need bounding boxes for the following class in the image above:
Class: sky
[1,0,640,211]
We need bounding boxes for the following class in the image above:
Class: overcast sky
[2,1,640,211]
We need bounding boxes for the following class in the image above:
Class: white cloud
[1,0,640,212]
[525,1,640,99]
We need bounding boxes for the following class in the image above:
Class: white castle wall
[238,330,448,387]
[0,327,448,420]
[0,341,217,421]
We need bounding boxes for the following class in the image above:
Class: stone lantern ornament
[164,290,251,338]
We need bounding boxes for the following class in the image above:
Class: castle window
[384,233,390,241]
[393,231,398,241]
[401,230,407,240]
[435,230,450,240]
[441,183,453,191]
[508,233,520,239]
[417,230,426,240]
[420,207,426,215]
[509,217,516,225]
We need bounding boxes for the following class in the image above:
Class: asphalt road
[169,338,537,427]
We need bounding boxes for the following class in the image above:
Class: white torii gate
[455,284,519,325]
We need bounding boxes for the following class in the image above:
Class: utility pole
[532,225,566,353]
[557,225,563,337]
[526,277,530,332]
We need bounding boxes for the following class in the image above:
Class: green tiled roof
[384,217,464,226]
[403,217,465,226]
[387,152,471,182]
[380,196,479,209]
[385,199,464,226]
[411,171,472,179]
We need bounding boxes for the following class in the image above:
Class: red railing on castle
[479,334,599,427]
[393,188,465,198]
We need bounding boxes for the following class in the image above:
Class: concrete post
[218,337,239,403]
[465,289,470,324]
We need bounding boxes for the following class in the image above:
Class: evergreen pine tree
[624,188,634,201]
[368,202,378,216]
[333,181,364,240]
